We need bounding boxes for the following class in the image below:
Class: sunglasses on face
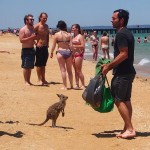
[27,18,34,21]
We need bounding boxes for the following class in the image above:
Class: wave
[137,58,150,66]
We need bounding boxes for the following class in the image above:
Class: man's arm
[47,25,50,47]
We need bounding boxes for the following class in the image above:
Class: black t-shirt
[113,27,136,75]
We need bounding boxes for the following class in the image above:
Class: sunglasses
[27,18,34,21]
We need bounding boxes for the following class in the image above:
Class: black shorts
[21,48,35,69]
[111,74,135,101]
[35,46,49,67]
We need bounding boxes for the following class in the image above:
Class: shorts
[35,46,49,67]
[21,48,35,69]
[111,74,135,101]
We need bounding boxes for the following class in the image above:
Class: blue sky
[0,0,149,29]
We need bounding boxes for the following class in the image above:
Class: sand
[0,34,150,150]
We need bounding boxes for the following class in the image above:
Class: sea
[84,33,150,77]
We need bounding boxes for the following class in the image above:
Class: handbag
[82,74,105,108]
[94,76,114,113]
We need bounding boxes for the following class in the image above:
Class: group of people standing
[19,12,49,86]
[19,9,137,139]
[19,12,85,90]
[89,30,110,61]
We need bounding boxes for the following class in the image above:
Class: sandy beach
[0,34,150,150]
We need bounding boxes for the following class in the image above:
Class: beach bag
[94,76,114,113]
[95,58,111,76]
[82,74,105,108]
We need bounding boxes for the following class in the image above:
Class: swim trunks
[35,46,49,67]
[111,74,135,101]
[56,49,72,59]
[21,48,35,69]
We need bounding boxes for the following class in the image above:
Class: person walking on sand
[19,14,37,85]
[71,24,85,90]
[100,31,110,59]
[34,12,49,85]
[90,31,99,61]
[102,9,136,139]
[50,20,73,90]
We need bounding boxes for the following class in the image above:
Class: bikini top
[57,31,70,43]
[72,35,80,45]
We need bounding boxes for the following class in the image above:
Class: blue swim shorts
[21,48,35,69]
[111,74,135,101]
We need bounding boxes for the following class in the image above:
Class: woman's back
[55,31,71,50]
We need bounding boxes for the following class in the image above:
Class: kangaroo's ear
[56,94,60,97]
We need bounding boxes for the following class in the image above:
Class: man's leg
[36,67,42,84]
[115,101,136,138]
[23,68,32,85]
[41,66,48,84]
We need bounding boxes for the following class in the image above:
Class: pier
[82,25,150,35]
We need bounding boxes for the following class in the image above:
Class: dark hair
[103,31,107,36]
[71,24,81,34]
[24,14,33,24]
[38,12,48,22]
[56,20,67,31]
[114,9,129,26]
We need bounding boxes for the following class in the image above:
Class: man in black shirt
[102,9,136,139]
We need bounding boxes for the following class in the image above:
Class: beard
[29,23,33,26]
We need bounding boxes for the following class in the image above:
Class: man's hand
[101,64,110,75]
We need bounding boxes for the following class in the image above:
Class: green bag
[95,58,111,76]
[94,76,114,113]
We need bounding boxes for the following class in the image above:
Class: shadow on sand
[26,123,74,130]
[0,120,19,124]
[0,131,24,138]
[92,130,150,140]
[33,81,62,87]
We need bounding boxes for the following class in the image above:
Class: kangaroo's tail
[37,117,49,126]
[26,117,49,126]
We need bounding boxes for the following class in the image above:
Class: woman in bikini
[100,31,110,59]
[90,31,99,61]
[71,24,85,90]
[50,20,73,90]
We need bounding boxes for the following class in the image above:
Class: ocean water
[84,33,150,77]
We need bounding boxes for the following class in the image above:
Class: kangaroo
[28,94,68,127]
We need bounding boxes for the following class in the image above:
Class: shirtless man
[34,12,49,85]
[100,31,110,59]
[19,14,37,85]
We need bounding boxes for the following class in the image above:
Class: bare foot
[116,130,136,139]
[60,87,67,90]
[25,82,33,86]
[80,86,86,90]
[43,80,49,84]
[38,81,48,86]
[74,86,81,90]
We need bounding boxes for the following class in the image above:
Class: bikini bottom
[74,53,84,58]
[102,45,109,50]
[56,49,72,59]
